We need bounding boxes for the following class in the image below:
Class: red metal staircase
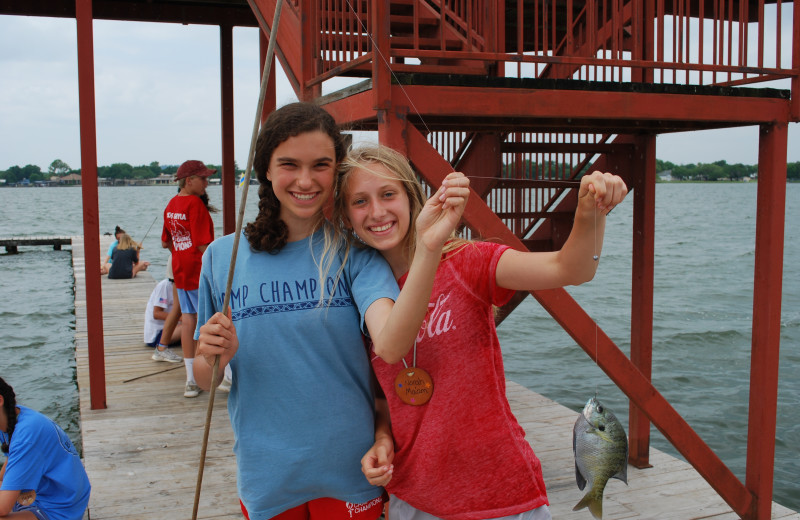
[246,0,796,518]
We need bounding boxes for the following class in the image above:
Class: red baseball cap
[175,160,216,180]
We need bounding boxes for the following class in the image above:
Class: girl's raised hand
[416,172,471,252]
[578,171,628,215]
[197,309,239,368]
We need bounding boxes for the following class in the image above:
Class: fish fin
[588,496,603,519]
[613,462,628,485]
[575,462,587,491]
[613,442,629,484]
[573,491,603,519]
[573,419,586,490]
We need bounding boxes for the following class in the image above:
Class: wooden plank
[70,236,800,520]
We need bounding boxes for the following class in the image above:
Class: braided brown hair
[245,102,346,253]
[0,377,18,454]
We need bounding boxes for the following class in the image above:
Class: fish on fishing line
[572,396,629,519]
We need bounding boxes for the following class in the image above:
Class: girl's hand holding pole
[197,310,239,369]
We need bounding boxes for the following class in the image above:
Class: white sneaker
[151,348,182,363]
[184,381,201,398]
[217,376,232,393]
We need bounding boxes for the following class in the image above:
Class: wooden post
[373,0,392,136]
[745,122,787,519]
[628,133,655,468]
[300,0,320,101]
[220,23,236,236]
[75,0,106,410]
[259,29,277,124]
[792,0,799,121]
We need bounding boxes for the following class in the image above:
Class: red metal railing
[251,0,798,112]
[291,0,798,97]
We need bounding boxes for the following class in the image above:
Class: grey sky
[0,15,797,172]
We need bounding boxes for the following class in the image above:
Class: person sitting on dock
[145,257,183,363]
[0,376,91,520]
[99,225,124,275]
[107,233,149,279]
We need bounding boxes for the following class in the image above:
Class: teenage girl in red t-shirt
[334,145,628,520]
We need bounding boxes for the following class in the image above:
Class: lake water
[0,183,798,512]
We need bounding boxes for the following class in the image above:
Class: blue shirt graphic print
[196,228,399,520]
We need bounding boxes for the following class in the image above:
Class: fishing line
[191,1,284,518]
[594,195,599,398]
[342,0,433,137]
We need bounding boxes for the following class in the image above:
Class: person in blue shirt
[0,377,91,520]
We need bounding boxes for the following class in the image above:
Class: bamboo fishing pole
[131,214,159,251]
[191,1,284,517]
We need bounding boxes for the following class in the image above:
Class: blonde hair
[116,233,139,251]
[335,144,470,267]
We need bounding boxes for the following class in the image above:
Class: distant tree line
[1,158,798,184]
[654,159,800,181]
[0,159,241,184]
[501,159,800,181]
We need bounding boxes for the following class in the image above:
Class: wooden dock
[1,235,72,253]
[71,236,800,520]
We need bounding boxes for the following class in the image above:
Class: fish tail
[573,488,604,519]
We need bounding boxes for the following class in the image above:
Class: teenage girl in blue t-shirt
[0,377,91,520]
[193,102,470,520]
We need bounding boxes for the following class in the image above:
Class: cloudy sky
[0,13,797,173]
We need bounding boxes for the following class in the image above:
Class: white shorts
[387,495,552,520]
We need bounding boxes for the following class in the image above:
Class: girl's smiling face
[267,130,337,241]
[344,163,411,256]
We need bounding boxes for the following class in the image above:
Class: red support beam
[323,89,379,127]
[628,134,656,468]
[75,0,106,410]
[379,104,409,156]
[793,0,800,121]
[745,122,787,519]
[259,29,277,124]
[395,85,790,127]
[220,23,236,236]
[299,0,319,101]
[372,0,391,123]
[248,0,302,97]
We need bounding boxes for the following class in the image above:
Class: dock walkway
[71,236,800,520]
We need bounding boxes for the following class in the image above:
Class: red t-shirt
[372,242,548,520]
[161,194,214,290]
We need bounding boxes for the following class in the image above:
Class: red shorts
[240,494,386,520]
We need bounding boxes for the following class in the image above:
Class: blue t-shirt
[196,228,399,519]
[0,406,91,520]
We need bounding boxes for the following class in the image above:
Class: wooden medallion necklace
[394,341,433,406]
